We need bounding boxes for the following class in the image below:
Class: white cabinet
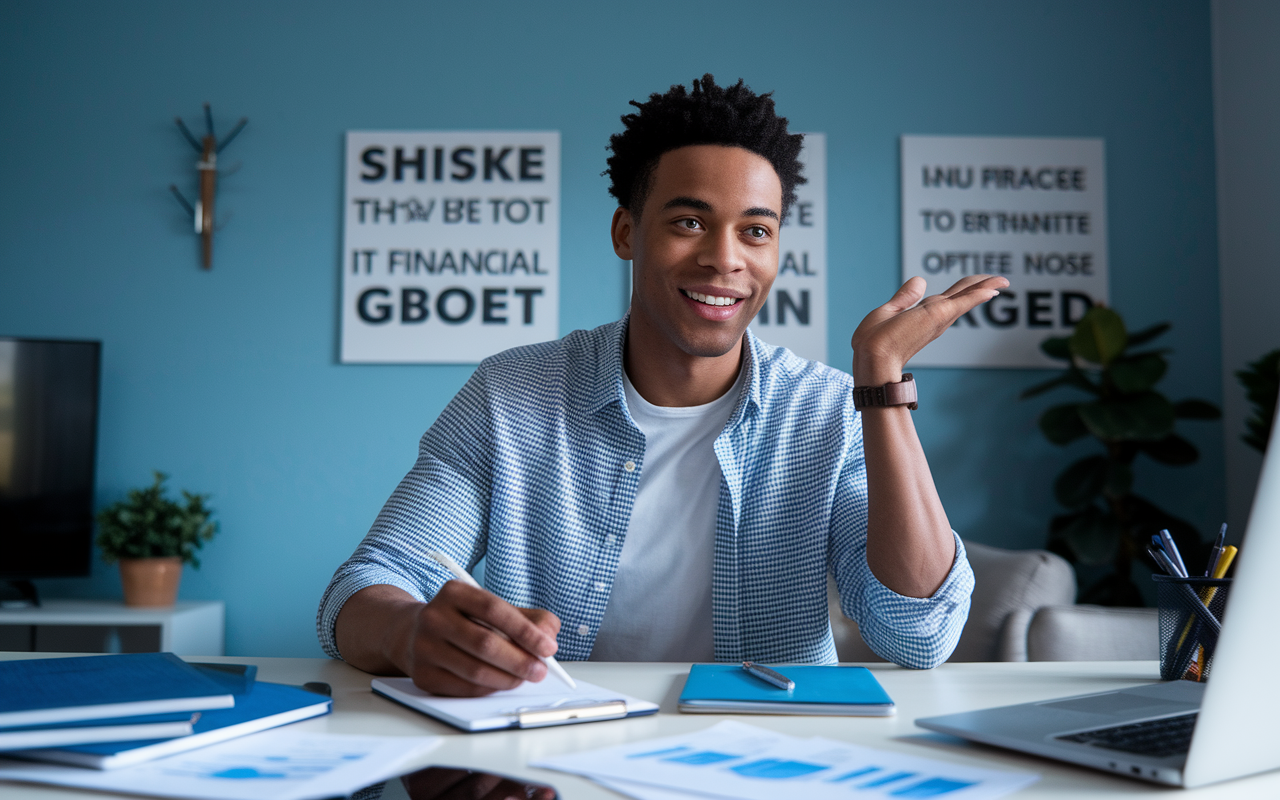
[0,600,224,655]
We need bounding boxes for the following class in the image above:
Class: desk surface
[1,655,1277,798]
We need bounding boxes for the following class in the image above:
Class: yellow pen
[1180,545,1238,680]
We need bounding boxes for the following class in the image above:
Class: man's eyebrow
[661,196,712,212]
[661,196,780,222]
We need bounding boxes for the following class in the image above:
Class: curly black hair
[605,74,806,220]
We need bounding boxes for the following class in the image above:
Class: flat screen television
[0,337,101,605]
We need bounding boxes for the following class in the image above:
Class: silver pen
[742,661,794,690]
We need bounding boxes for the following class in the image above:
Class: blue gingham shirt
[318,319,973,668]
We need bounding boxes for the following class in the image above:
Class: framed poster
[901,136,1108,368]
[340,131,560,364]
[752,133,827,364]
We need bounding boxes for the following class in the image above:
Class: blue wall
[1,1,1222,656]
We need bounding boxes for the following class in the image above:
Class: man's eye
[746,226,769,239]
[678,219,701,230]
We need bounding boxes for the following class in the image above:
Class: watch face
[355,766,559,800]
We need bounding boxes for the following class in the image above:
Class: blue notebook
[0,712,197,752]
[18,681,332,769]
[0,653,235,730]
[678,665,895,716]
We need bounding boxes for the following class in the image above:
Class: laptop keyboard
[1057,713,1197,758]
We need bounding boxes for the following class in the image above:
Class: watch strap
[852,373,918,410]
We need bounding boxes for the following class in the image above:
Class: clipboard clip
[516,699,628,728]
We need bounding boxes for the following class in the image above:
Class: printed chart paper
[0,729,441,800]
[341,131,560,364]
[901,136,1108,368]
[534,720,1037,800]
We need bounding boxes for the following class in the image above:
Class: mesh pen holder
[1153,575,1231,682]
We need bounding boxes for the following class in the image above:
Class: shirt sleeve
[315,367,495,660]
[828,409,975,670]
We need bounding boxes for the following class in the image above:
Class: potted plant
[96,471,218,607]
[1022,307,1220,605]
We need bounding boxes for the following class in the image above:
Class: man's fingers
[435,632,546,689]
[938,274,1009,298]
[520,607,562,639]
[853,277,928,341]
[410,663,507,698]
[448,582,557,658]
[887,276,927,309]
[914,285,1005,331]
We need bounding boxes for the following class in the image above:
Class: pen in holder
[1153,575,1232,683]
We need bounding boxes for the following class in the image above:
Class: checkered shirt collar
[579,315,763,425]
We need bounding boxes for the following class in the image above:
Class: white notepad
[371,676,659,732]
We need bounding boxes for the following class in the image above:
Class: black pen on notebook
[742,661,794,690]
[426,550,577,690]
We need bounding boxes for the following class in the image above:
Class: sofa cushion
[1026,604,1159,661]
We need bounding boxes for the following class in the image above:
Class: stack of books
[0,653,330,769]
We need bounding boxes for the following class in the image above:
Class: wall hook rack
[169,104,247,269]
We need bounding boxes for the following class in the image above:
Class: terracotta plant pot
[118,557,183,607]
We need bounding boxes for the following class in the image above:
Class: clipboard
[371,677,658,732]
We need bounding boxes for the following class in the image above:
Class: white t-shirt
[588,368,744,662]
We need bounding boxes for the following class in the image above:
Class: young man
[319,75,1008,696]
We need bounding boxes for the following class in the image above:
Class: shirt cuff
[315,564,440,661]
[855,531,975,669]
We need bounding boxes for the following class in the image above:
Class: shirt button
[605,534,617,546]
[577,624,590,636]
[594,581,606,592]
[623,460,636,472]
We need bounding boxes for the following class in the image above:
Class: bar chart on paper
[0,730,441,800]
[534,720,1038,800]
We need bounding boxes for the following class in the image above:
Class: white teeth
[684,290,739,307]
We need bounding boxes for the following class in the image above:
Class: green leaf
[1020,373,1072,399]
[1020,368,1101,399]
[1077,391,1176,441]
[1054,456,1108,508]
[1040,337,1072,361]
[1108,353,1167,393]
[1103,461,1134,499]
[1140,434,1199,465]
[1172,399,1221,420]
[1050,507,1120,566]
[1069,307,1127,366]
[1039,403,1089,445]
[1125,322,1171,348]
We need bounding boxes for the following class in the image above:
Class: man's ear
[611,207,634,260]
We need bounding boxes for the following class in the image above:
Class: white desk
[1,656,1277,798]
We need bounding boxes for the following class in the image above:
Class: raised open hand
[851,275,1010,386]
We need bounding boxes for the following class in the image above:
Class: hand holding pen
[427,551,576,690]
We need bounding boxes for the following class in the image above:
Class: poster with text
[752,133,827,365]
[341,131,560,363]
[901,135,1108,368]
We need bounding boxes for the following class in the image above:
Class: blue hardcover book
[18,681,332,769]
[0,653,235,730]
[678,665,895,716]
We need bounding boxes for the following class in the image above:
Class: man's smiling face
[613,144,783,360]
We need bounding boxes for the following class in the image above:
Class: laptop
[916,413,1280,788]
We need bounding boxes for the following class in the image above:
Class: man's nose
[697,227,746,273]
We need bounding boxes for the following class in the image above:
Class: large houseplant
[96,472,218,607]
[1022,307,1220,606]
